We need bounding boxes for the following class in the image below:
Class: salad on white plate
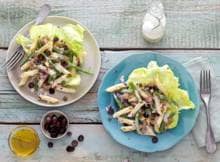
[106,61,195,140]
[16,23,91,104]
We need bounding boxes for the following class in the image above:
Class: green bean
[68,62,93,75]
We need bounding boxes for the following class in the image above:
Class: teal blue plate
[97,53,200,152]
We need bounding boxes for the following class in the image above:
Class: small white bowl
[40,110,69,140]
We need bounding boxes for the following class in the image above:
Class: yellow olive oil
[9,126,40,158]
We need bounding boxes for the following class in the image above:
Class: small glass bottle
[142,1,166,43]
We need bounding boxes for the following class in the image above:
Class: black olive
[49,88,55,94]
[156,113,160,117]
[28,82,35,89]
[61,118,67,126]
[63,45,68,50]
[78,135,84,142]
[45,115,52,124]
[71,140,78,147]
[49,126,58,134]
[55,121,61,128]
[66,146,75,152]
[48,142,53,148]
[152,136,158,143]
[63,96,68,101]
[67,131,72,137]
[58,115,65,121]
[50,132,58,138]
[61,60,68,67]
[106,106,114,115]
[53,37,59,42]
[44,123,49,130]
[143,112,149,118]
[52,115,58,124]
[59,127,67,134]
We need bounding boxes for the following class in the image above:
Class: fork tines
[200,70,211,93]
[0,46,24,70]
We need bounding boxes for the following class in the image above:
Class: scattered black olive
[51,132,58,138]
[53,36,59,42]
[63,96,68,101]
[156,113,160,117]
[52,115,58,124]
[71,140,78,147]
[28,82,35,89]
[59,127,67,134]
[152,136,158,143]
[45,115,52,124]
[49,126,58,134]
[48,142,53,148]
[61,118,67,126]
[143,112,149,118]
[49,88,55,94]
[45,50,51,56]
[58,115,65,121]
[67,131,72,137]
[63,45,68,50]
[66,146,75,152]
[61,60,68,67]
[44,123,49,130]
[55,121,61,128]
[78,135,84,142]
[38,54,45,61]
[106,105,114,115]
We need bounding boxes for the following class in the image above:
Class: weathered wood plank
[1,49,220,123]
[0,0,220,48]
[0,124,144,162]
[0,124,219,162]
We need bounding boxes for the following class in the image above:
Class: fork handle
[35,4,51,25]
[204,104,217,153]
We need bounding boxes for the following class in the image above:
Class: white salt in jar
[142,1,166,43]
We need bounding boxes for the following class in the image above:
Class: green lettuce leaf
[26,23,85,62]
[29,23,58,40]
[127,61,195,110]
[61,24,85,63]
[16,34,32,54]
[63,74,81,87]
[165,103,179,129]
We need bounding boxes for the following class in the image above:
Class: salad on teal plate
[97,53,200,152]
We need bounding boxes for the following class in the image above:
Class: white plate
[7,16,101,107]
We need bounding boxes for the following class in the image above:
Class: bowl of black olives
[41,110,69,139]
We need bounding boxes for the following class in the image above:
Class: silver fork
[0,4,51,70]
[200,70,216,153]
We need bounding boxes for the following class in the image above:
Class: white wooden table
[1,1,220,162]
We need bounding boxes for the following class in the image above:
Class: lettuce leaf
[29,23,58,40]
[16,34,32,54]
[61,24,85,63]
[63,74,81,87]
[128,61,195,110]
[20,23,85,63]
[165,103,179,129]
